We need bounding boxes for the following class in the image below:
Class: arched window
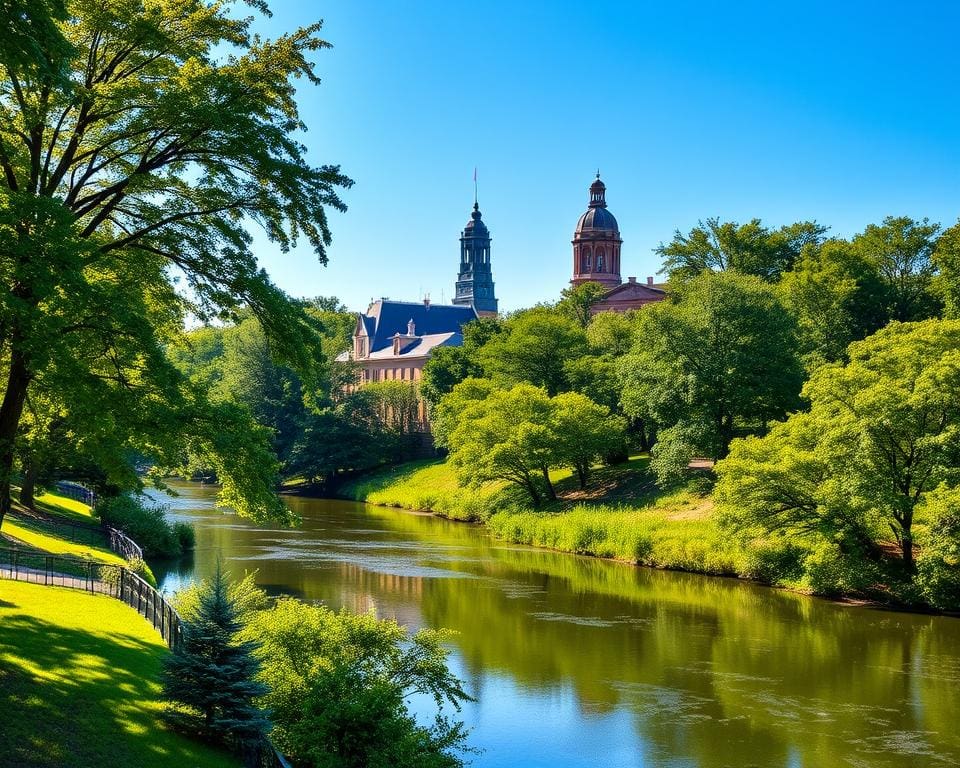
[581,247,592,272]
[596,248,605,272]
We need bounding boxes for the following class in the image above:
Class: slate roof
[575,206,619,233]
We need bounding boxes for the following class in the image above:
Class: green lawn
[0,580,239,768]
[338,456,745,574]
[1,518,127,568]
[34,491,97,523]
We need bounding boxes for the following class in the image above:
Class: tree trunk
[19,460,37,510]
[901,519,914,572]
[576,465,587,489]
[0,348,31,526]
[541,466,556,502]
[523,476,541,507]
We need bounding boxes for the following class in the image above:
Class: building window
[581,247,592,272]
[596,248,605,272]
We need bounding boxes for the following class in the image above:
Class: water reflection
[149,482,960,768]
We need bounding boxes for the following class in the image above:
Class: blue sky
[250,1,960,313]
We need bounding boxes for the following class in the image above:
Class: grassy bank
[1,490,156,585]
[0,580,238,768]
[340,457,746,576]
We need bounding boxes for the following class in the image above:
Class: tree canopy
[0,0,351,520]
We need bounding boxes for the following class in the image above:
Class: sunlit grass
[35,491,97,522]
[1,518,126,567]
[341,455,743,573]
[0,581,239,768]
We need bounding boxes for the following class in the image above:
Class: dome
[575,206,619,233]
[463,202,488,236]
[574,174,619,234]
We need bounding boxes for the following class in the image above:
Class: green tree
[478,308,587,395]
[585,310,635,357]
[420,316,503,408]
[620,271,803,482]
[162,564,269,757]
[716,319,960,572]
[448,384,558,505]
[779,239,888,367]
[933,220,960,319]
[242,598,471,768]
[657,217,827,283]
[430,377,497,449]
[852,216,941,322]
[557,281,609,327]
[549,392,625,488]
[0,0,350,522]
[914,486,960,610]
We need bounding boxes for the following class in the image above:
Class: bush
[173,522,196,552]
[800,541,879,597]
[915,491,960,611]
[98,494,185,558]
[740,539,807,585]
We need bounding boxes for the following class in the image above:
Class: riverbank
[339,456,751,577]
[0,579,238,768]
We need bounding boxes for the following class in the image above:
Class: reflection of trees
[172,488,960,767]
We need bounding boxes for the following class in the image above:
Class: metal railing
[0,547,182,649]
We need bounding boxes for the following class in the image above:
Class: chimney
[407,318,416,336]
[628,276,636,284]
[423,296,431,308]
[646,276,654,285]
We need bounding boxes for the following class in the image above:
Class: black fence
[0,547,182,649]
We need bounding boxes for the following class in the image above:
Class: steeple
[453,197,498,316]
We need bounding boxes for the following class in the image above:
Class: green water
[152,482,960,768]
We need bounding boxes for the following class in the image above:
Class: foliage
[657,217,827,283]
[585,310,635,357]
[852,216,941,322]
[0,580,239,768]
[933,220,960,320]
[778,239,888,367]
[548,392,626,488]
[716,319,960,579]
[478,307,588,395]
[914,486,960,611]
[0,0,350,522]
[448,384,557,506]
[620,271,803,481]
[98,494,192,558]
[419,316,503,408]
[162,565,269,755]
[240,598,471,768]
[557,282,609,327]
[430,377,497,449]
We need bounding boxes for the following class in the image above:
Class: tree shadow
[0,605,235,767]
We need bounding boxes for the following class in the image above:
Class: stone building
[453,201,499,316]
[571,174,666,313]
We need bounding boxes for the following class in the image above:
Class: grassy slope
[340,457,744,575]
[2,490,156,584]
[0,580,238,768]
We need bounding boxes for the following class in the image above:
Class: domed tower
[453,201,498,316]
[571,174,622,288]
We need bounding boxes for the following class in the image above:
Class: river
[149,481,960,768]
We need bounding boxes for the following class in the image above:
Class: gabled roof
[361,300,478,353]
[602,281,667,300]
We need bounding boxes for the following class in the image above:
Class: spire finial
[473,166,478,206]
[596,168,600,179]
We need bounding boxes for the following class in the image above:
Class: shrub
[800,541,879,597]
[174,522,196,552]
[915,491,960,611]
[98,495,184,558]
[740,539,807,585]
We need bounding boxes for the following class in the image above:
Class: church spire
[453,195,498,316]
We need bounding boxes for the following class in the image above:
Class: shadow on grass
[0,602,233,768]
